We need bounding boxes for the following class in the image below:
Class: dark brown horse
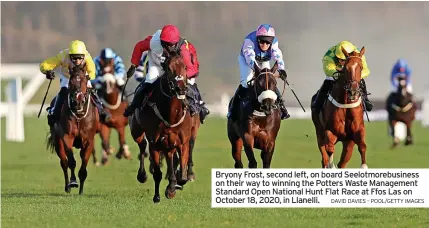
[46,64,99,194]
[385,75,416,148]
[91,60,131,166]
[311,47,368,169]
[129,54,192,203]
[227,62,282,168]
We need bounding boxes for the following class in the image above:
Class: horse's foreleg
[316,134,330,168]
[78,140,94,195]
[337,140,355,168]
[150,147,162,203]
[137,138,148,184]
[353,128,368,169]
[228,123,243,168]
[405,122,413,146]
[325,130,337,168]
[177,141,189,187]
[165,149,178,200]
[57,137,70,193]
[99,125,111,165]
[116,126,131,160]
[390,120,399,148]
[262,141,275,169]
[243,134,257,168]
[92,148,100,166]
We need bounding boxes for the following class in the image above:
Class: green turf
[2,117,429,228]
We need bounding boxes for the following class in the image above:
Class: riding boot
[275,87,290,120]
[192,83,210,124]
[227,85,247,120]
[48,87,68,127]
[91,90,112,123]
[360,79,373,111]
[123,82,153,117]
[311,79,334,113]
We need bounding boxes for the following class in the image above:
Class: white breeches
[238,55,270,88]
[60,74,92,88]
[144,50,165,84]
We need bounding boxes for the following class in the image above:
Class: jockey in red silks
[123,24,210,123]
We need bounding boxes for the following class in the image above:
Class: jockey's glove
[45,71,55,80]
[278,69,287,81]
[126,65,136,79]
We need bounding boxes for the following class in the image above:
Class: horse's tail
[45,127,56,154]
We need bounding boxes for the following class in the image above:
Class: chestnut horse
[227,62,282,168]
[91,60,131,166]
[385,75,417,148]
[46,64,99,194]
[311,47,368,169]
[129,54,192,203]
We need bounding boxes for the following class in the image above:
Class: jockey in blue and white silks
[93,48,126,87]
[228,24,290,120]
[391,58,413,93]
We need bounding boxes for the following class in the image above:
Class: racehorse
[311,46,368,169]
[385,75,416,148]
[91,60,131,166]
[227,61,282,168]
[46,64,99,194]
[128,53,192,203]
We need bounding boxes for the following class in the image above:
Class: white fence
[1,64,429,142]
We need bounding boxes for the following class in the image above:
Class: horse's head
[163,54,188,100]
[251,61,279,114]
[340,46,365,102]
[68,64,90,114]
[98,58,117,94]
[396,74,409,96]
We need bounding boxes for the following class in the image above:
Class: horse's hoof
[115,152,122,160]
[153,195,161,203]
[108,146,115,155]
[137,171,148,183]
[101,158,109,166]
[187,173,196,182]
[361,164,368,169]
[95,162,101,167]
[144,151,149,158]
[68,181,78,188]
[165,188,176,199]
[65,186,71,193]
[405,140,413,146]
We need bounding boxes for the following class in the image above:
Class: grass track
[1,117,429,228]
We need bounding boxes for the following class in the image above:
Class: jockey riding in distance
[92,47,127,89]
[227,23,291,120]
[39,40,112,126]
[390,58,413,93]
[311,40,373,113]
[123,24,210,124]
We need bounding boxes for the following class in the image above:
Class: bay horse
[46,64,99,194]
[227,61,282,168]
[385,75,416,148]
[129,53,192,203]
[92,60,131,166]
[311,46,368,169]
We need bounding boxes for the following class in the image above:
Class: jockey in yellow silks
[312,40,373,112]
[39,40,112,126]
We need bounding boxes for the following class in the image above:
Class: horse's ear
[359,46,365,57]
[253,62,260,74]
[271,61,278,73]
[341,46,349,58]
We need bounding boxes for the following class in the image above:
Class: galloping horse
[311,47,368,169]
[385,75,416,148]
[227,61,282,168]
[92,60,131,166]
[129,53,192,203]
[46,64,99,194]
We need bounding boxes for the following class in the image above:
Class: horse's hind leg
[78,140,95,195]
[405,122,413,146]
[187,137,196,181]
[337,140,355,168]
[116,126,132,160]
[353,128,368,169]
[262,142,275,168]
[92,148,100,166]
[99,125,111,165]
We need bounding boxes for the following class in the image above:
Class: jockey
[227,24,290,120]
[133,51,149,83]
[40,40,112,126]
[390,58,412,93]
[92,48,126,88]
[311,40,373,113]
[123,24,210,123]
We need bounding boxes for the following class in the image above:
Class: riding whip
[285,80,306,112]
[121,77,130,101]
[38,79,52,118]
